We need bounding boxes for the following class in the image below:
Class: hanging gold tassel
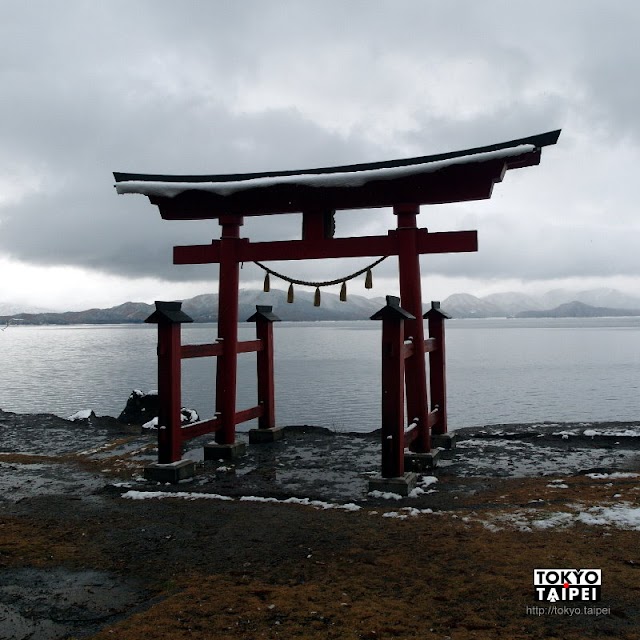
[263,272,270,292]
[287,283,294,303]
[340,281,347,301]
[365,268,373,289]
[314,287,321,307]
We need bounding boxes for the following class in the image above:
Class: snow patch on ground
[382,507,434,520]
[368,476,438,500]
[142,417,158,430]
[530,512,575,529]
[240,496,361,512]
[547,480,569,489]
[367,490,404,500]
[121,490,446,518]
[141,408,199,431]
[577,504,640,529]
[584,427,640,437]
[585,472,640,479]
[451,436,639,477]
[122,490,233,502]
[122,490,360,511]
[477,501,640,532]
[67,409,93,421]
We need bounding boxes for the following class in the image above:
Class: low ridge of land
[3,287,640,324]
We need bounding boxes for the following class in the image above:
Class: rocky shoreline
[2,408,640,501]
[1,409,640,639]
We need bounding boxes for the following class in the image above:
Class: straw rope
[253,256,387,288]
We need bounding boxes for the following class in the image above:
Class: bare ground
[1,409,640,639]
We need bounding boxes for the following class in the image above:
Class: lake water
[1,318,639,432]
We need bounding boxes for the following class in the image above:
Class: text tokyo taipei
[533,569,601,603]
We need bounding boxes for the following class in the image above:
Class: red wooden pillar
[145,301,193,463]
[246,305,280,429]
[425,301,451,436]
[394,204,431,452]
[215,215,243,445]
[371,296,416,478]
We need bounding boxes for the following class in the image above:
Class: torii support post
[425,301,457,457]
[247,305,284,443]
[369,296,417,495]
[215,215,243,446]
[426,301,450,435]
[394,204,431,453]
[143,301,196,483]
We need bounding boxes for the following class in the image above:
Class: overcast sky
[1,1,639,311]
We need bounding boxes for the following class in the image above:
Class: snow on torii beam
[113,129,560,453]
[114,129,560,266]
[114,130,560,219]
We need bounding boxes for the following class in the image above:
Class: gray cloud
[1,0,639,290]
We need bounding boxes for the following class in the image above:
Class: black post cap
[246,305,281,323]
[370,295,416,321]
[423,300,451,320]
[145,301,194,324]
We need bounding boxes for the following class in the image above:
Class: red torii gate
[115,130,560,481]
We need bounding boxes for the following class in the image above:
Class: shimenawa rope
[254,256,387,306]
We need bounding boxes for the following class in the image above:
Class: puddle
[446,422,640,478]
[0,568,147,640]
[0,461,105,503]
[183,428,381,501]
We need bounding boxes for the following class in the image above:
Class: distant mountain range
[0,302,51,316]
[1,287,639,324]
[516,301,640,318]
[0,289,386,325]
[440,288,640,318]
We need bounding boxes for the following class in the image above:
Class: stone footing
[203,442,247,461]
[368,472,417,497]
[249,426,285,444]
[431,433,459,460]
[144,459,196,483]
[404,449,441,472]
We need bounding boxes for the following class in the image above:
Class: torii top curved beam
[114,130,560,219]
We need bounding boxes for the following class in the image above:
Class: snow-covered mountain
[2,287,640,323]
[518,301,640,318]
[0,302,52,315]
[438,293,504,318]
[568,288,640,309]
[182,289,387,321]
[441,288,640,318]
[0,289,387,324]
[481,292,546,316]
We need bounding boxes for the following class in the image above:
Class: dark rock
[117,390,199,427]
[117,390,159,425]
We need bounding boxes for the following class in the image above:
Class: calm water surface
[1,318,638,432]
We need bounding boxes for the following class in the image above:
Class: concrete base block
[368,472,418,497]
[249,426,285,444]
[203,442,247,461]
[404,449,441,472]
[431,433,459,459]
[144,459,196,484]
